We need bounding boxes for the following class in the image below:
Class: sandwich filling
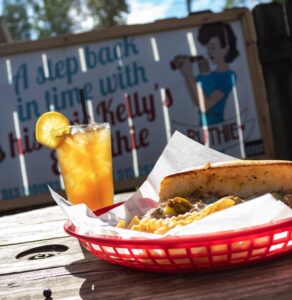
[144,194,240,219]
[144,192,292,220]
[116,192,292,235]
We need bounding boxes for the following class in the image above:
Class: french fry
[116,219,126,229]
[129,197,235,235]
[127,216,141,229]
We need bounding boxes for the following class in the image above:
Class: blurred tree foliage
[225,0,286,8]
[2,0,31,40]
[87,0,128,28]
[1,0,129,41]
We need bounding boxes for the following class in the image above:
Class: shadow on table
[65,245,292,300]
[65,245,163,300]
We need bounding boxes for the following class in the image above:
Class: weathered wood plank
[284,0,292,36]
[252,2,292,160]
[1,254,292,300]
[253,3,287,41]
[2,192,292,299]
[0,191,133,226]
[1,196,292,299]
[0,237,90,275]
[260,63,292,159]
[0,220,67,246]
[0,206,65,229]
[240,8,275,158]
[0,192,134,245]
[253,3,291,63]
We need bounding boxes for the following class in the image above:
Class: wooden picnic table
[1,192,292,300]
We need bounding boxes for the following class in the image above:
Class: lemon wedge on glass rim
[35,112,70,149]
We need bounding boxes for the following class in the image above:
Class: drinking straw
[160,88,172,142]
[124,93,139,178]
[13,111,29,196]
[79,89,89,124]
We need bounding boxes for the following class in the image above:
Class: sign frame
[0,8,275,212]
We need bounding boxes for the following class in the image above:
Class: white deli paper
[50,131,292,239]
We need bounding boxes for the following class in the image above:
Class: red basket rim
[63,201,292,245]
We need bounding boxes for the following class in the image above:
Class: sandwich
[118,160,292,234]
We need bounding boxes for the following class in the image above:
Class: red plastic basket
[64,202,292,273]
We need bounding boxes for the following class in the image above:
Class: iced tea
[56,123,114,211]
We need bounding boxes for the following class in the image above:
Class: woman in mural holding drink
[173,22,239,126]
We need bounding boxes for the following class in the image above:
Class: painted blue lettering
[113,42,123,60]
[36,65,46,85]
[65,57,78,84]
[84,38,139,71]
[123,37,139,57]
[55,60,66,80]
[17,97,40,122]
[84,46,96,69]
[99,62,148,96]
[44,82,93,111]
[99,47,113,65]
[13,64,28,95]
[36,57,79,85]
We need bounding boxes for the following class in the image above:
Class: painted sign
[0,9,273,204]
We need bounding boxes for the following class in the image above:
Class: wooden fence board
[253,1,292,159]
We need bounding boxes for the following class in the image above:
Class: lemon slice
[35,112,70,149]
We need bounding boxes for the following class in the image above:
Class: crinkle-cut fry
[126,216,141,229]
[130,197,235,235]
[154,224,172,235]
[116,219,126,229]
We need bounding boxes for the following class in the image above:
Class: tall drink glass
[56,123,114,211]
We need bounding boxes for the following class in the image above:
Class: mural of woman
[173,22,239,126]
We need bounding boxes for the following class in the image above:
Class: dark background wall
[253,1,292,159]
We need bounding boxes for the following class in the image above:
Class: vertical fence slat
[285,0,292,34]
[253,2,292,159]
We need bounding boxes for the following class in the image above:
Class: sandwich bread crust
[159,160,292,202]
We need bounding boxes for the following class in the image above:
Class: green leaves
[2,0,32,40]
[2,0,129,41]
[86,0,129,28]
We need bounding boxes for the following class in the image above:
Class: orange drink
[35,112,114,211]
[56,123,114,210]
